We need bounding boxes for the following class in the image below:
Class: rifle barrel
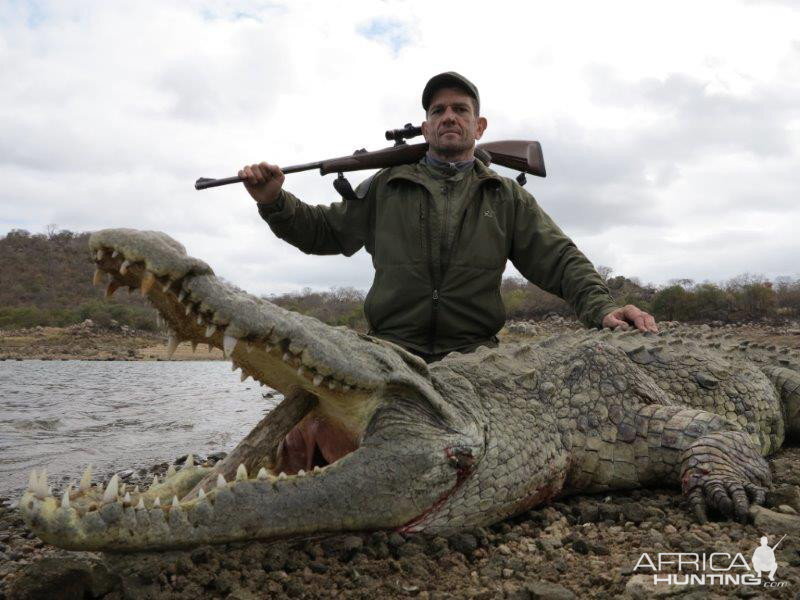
[194,161,324,190]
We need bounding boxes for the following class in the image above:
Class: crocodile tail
[761,365,800,440]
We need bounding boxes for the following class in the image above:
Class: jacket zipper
[424,194,439,354]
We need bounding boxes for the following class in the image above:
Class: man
[241,72,657,362]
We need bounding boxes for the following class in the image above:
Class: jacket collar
[386,157,503,189]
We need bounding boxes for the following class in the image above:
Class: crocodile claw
[681,431,771,524]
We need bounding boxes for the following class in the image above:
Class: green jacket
[258,159,617,355]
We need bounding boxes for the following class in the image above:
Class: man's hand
[239,162,285,205]
[602,304,658,333]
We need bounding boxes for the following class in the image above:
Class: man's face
[422,87,487,161]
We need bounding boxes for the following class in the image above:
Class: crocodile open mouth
[275,414,359,475]
[19,229,461,552]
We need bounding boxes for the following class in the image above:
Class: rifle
[194,123,546,200]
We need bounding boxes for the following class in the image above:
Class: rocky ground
[0,448,798,600]
[1,319,799,599]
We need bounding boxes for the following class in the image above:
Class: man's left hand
[602,304,658,333]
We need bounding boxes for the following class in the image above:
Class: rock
[571,539,589,555]
[206,451,228,462]
[309,561,328,574]
[622,503,645,523]
[766,484,800,511]
[190,546,211,564]
[521,581,576,599]
[117,469,134,480]
[448,532,478,556]
[6,556,116,600]
[749,505,800,535]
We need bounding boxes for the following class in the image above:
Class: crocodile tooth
[343,384,351,392]
[162,281,171,293]
[198,488,206,499]
[297,469,305,476]
[297,366,305,376]
[178,290,187,303]
[105,281,120,298]
[185,304,192,316]
[79,465,92,491]
[120,483,126,495]
[217,474,227,488]
[154,497,161,507]
[166,464,177,478]
[223,335,238,357]
[240,371,249,382]
[171,496,179,508]
[166,335,178,358]
[278,472,287,480]
[96,249,104,261]
[93,267,105,286]
[35,468,48,497]
[231,361,238,372]
[236,464,248,481]
[184,454,194,468]
[256,468,269,480]
[61,486,71,509]
[265,343,273,352]
[196,314,203,325]
[140,271,156,295]
[205,325,217,338]
[328,380,338,390]
[136,498,145,510]
[124,492,131,503]
[111,249,119,258]
[119,259,131,275]
[102,475,119,503]
[133,485,140,494]
[313,374,323,387]
[283,352,291,363]
[313,466,321,473]
[152,474,159,486]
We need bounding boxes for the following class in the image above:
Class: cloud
[356,17,414,54]
[0,0,798,297]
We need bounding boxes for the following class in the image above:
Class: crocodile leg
[565,403,770,522]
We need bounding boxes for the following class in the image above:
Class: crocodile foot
[680,431,771,523]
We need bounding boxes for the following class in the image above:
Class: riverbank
[0,321,225,361]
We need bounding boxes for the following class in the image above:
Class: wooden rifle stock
[195,139,545,191]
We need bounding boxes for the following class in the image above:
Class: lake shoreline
[0,321,225,361]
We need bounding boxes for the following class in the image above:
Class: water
[0,361,279,499]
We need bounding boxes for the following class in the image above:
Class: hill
[1,228,799,332]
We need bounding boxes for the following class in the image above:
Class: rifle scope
[385,123,422,145]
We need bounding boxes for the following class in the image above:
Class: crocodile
[19,229,800,552]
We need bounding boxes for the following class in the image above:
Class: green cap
[422,71,480,114]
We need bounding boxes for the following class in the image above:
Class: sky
[1,0,798,296]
